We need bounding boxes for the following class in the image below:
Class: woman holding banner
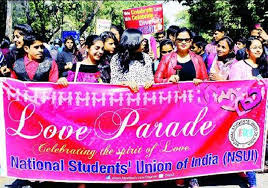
[208,36,236,81]
[110,28,154,188]
[57,35,106,188]
[154,27,208,188]
[229,37,268,80]
[57,35,105,87]
[154,27,208,84]
[110,28,154,93]
[210,37,268,188]
[231,36,267,187]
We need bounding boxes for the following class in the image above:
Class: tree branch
[79,0,103,36]
[33,0,48,41]
[24,0,32,25]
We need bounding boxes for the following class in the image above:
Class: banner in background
[0,78,267,183]
[96,19,112,35]
[123,4,164,34]
[61,31,80,42]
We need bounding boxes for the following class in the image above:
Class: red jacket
[154,51,208,83]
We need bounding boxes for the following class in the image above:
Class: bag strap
[74,62,81,83]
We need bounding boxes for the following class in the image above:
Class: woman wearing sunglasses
[154,27,208,85]
[154,28,208,188]
[152,39,174,74]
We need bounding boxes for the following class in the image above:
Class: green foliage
[97,1,156,30]
[175,9,192,29]
[182,0,268,41]
[12,0,157,42]
[9,0,268,43]
[12,2,27,25]
[163,15,169,30]
[0,0,7,39]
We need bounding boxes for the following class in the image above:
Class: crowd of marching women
[0,21,268,188]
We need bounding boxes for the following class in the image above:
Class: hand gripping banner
[0,78,267,183]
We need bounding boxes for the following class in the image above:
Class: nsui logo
[228,119,260,148]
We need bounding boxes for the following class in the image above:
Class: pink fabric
[210,57,237,80]
[154,51,208,83]
[2,78,267,182]
[67,70,101,83]
[150,36,158,60]
[205,43,217,55]
[206,53,217,73]
[1,48,10,57]
[11,56,59,82]
[79,46,87,60]
[228,60,255,80]
[23,56,40,80]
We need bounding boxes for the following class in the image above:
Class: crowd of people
[0,21,268,188]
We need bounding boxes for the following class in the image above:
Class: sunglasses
[250,46,263,50]
[176,38,191,43]
[161,50,173,54]
[190,46,195,50]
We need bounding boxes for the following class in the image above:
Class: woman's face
[110,28,120,42]
[236,41,245,50]
[136,37,144,53]
[88,40,104,63]
[176,31,192,52]
[13,30,24,49]
[216,39,230,57]
[161,44,173,56]
[79,38,85,46]
[191,43,202,55]
[104,38,116,54]
[140,39,148,52]
[213,31,224,42]
[248,39,263,59]
[65,39,74,50]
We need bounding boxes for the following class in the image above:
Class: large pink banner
[0,78,267,183]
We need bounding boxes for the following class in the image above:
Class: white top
[210,55,235,80]
[110,52,154,85]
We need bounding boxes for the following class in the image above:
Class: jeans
[246,171,257,186]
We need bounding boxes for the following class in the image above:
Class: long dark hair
[64,36,77,52]
[100,31,118,46]
[159,39,174,60]
[14,24,33,36]
[176,27,193,39]
[246,37,268,78]
[85,35,102,48]
[100,31,118,63]
[86,35,111,83]
[1,36,10,49]
[64,35,82,61]
[117,28,145,73]
[141,38,149,54]
[217,36,235,63]
[13,24,34,55]
[110,24,124,40]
